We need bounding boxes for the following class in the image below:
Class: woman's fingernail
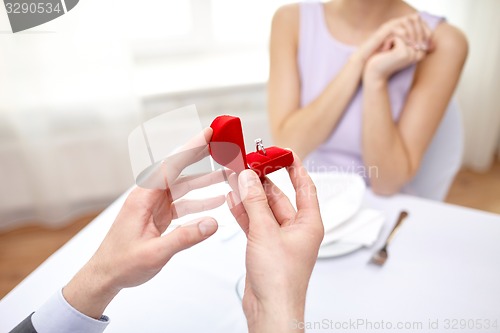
[198,219,217,237]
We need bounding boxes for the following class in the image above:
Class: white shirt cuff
[31,289,110,333]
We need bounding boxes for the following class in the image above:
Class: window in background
[130,0,290,59]
[212,0,290,47]
[127,0,195,58]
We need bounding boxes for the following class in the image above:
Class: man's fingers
[162,146,209,186]
[228,171,240,194]
[238,170,276,231]
[161,128,213,185]
[122,186,170,223]
[262,178,296,226]
[286,153,320,214]
[179,127,212,154]
[172,195,225,219]
[227,191,249,235]
[170,169,230,200]
[156,217,218,260]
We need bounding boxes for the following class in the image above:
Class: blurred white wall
[0,0,141,229]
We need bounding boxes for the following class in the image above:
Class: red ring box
[210,115,294,177]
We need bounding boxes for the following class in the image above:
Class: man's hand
[227,153,324,333]
[63,128,226,319]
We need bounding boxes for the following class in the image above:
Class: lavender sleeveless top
[299,2,444,177]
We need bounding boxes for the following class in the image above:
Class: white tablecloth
[1,184,500,333]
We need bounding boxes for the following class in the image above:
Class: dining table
[1,174,500,333]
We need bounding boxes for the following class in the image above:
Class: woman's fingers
[171,195,226,219]
[390,35,425,65]
[409,14,423,47]
[371,13,434,59]
[394,35,414,61]
[421,22,434,52]
[389,14,433,52]
[401,15,417,46]
[380,37,394,52]
[392,26,409,44]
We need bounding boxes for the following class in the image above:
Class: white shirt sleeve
[31,289,110,333]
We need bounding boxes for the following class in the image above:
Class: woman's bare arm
[362,23,468,195]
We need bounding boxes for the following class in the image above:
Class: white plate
[311,173,366,232]
[321,209,385,246]
[267,170,366,231]
[317,241,363,259]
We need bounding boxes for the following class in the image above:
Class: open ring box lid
[209,115,294,177]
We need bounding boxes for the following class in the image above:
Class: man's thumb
[238,170,271,222]
[159,218,218,259]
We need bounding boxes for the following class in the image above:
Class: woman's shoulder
[271,3,301,43]
[272,2,300,26]
[414,9,467,56]
[433,22,468,59]
[272,2,325,39]
[273,1,325,19]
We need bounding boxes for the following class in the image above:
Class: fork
[370,210,409,266]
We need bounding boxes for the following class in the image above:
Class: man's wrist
[244,296,306,333]
[63,259,120,320]
[31,289,110,333]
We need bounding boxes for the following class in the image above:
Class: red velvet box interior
[210,115,293,177]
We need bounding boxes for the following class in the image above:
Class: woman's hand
[364,35,426,81]
[227,154,324,333]
[63,128,227,319]
[356,13,433,79]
